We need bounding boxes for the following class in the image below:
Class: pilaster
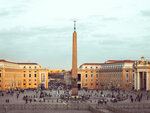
[146,72,150,90]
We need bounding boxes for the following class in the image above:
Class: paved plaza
[4,110,91,113]
[0,89,150,104]
[0,89,150,113]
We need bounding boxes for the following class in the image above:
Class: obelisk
[72,21,78,97]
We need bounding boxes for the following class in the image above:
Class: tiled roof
[0,59,38,65]
[0,59,17,64]
[17,63,38,65]
[103,60,135,65]
[82,63,104,65]
[81,60,135,66]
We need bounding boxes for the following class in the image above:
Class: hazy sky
[0,0,150,69]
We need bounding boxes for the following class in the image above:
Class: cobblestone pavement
[0,89,150,113]
[0,89,149,104]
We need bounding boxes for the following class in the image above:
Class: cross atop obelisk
[72,20,78,97]
[74,20,76,31]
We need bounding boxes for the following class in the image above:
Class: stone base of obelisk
[71,95,79,99]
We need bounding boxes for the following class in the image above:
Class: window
[96,83,98,85]
[91,67,92,69]
[85,79,87,82]
[23,83,26,85]
[91,74,93,78]
[29,74,31,77]
[29,79,31,81]
[24,66,26,68]
[35,79,36,81]
[126,80,128,83]
[35,66,36,69]
[41,73,45,82]
[29,83,31,85]
[34,83,36,85]
[126,73,129,79]
[91,79,93,82]
[34,74,37,78]
[96,74,98,78]
[0,80,1,82]
[132,73,135,79]
[85,74,88,78]
[91,83,93,85]
[85,67,87,68]
[24,74,26,77]
[0,73,1,77]
[24,79,26,81]
[29,66,31,68]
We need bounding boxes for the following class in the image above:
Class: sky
[0,0,150,69]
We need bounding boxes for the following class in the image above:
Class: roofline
[80,60,135,66]
[81,63,104,65]
[17,63,38,65]
[0,59,38,65]
[102,60,135,65]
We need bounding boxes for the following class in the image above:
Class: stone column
[137,72,140,90]
[134,71,137,90]
[146,72,149,90]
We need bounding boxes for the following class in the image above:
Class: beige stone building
[100,60,135,90]
[78,63,102,89]
[78,57,150,91]
[0,59,48,91]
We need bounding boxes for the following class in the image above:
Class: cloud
[140,10,150,17]
[0,25,73,69]
[0,25,71,40]
[0,0,150,69]
[1,7,27,16]
[0,0,31,17]
[102,17,118,21]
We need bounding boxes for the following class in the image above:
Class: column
[142,72,144,89]
[146,72,149,90]
[134,71,137,90]
[137,72,140,90]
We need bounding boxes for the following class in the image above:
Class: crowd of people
[0,83,150,105]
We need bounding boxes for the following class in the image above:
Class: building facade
[0,60,48,91]
[78,57,150,91]
[78,63,102,89]
[100,60,135,90]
